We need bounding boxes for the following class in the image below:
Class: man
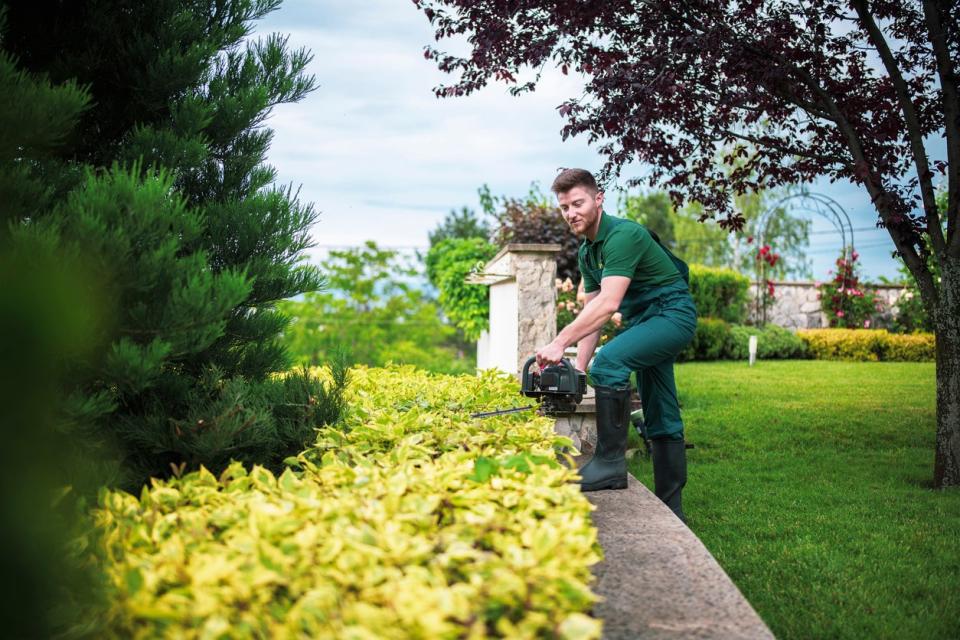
[535,168,697,522]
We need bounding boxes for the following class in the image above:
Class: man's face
[557,186,604,237]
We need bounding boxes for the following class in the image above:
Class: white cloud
[255,0,912,281]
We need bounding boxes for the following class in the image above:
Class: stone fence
[746,281,909,329]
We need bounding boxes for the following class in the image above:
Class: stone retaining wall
[746,281,908,329]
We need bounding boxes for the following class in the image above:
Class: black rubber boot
[650,437,687,522]
[579,385,631,491]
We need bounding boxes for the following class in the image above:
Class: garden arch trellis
[754,188,856,325]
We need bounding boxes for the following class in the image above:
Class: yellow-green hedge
[797,329,935,362]
[87,366,602,639]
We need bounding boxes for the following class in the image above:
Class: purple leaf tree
[413,0,960,488]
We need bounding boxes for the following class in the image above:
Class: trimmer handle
[521,356,577,397]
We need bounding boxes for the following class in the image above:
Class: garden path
[584,474,775,639]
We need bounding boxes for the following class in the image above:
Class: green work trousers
[589,284,697,440]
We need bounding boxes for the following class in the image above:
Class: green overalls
[579,213,698,440]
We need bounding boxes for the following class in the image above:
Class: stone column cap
[487,243,563,267]
[466,243,563,285]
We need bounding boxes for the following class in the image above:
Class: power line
[807,226,888,236]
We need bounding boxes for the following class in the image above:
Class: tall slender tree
[414,0,960,488]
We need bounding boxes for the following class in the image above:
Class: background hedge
[677,321,807,361]
[688,265,751,324]
[797,329,935,362]
[676,324,934,362]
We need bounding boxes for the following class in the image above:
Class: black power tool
[470,357,587,418]
[520,357,586,415]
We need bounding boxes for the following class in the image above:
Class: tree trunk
[934,254,960,488]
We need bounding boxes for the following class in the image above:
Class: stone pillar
[468,244,561,377]
[468,244,598,452]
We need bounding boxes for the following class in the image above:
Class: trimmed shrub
[729,324,808,360]
[688,265,750,324]
[883,332,937,361]
[798,329,935,362]
[678,320,807,362]
[83,366,602,639]
[678,318,734,361]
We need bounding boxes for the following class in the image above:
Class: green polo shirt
[578,213,681,294]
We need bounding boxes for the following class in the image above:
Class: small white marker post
[748,335,758,366]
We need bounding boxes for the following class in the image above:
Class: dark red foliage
[493,197,582,284]
[413,0,959,306]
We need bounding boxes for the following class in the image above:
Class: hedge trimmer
[470,357,586,418]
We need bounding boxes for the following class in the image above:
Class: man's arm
[536,276,630,367]
[576,290,601,371]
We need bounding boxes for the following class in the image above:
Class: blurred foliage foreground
[75,366,601,639]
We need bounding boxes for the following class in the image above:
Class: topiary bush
[688,265,750,324]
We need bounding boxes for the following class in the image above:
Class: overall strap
[648,229,690,285]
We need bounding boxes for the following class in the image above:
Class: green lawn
[626,360,960,640]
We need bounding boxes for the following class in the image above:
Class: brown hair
[550,168,598,195]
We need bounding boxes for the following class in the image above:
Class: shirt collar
[586,212,612,245]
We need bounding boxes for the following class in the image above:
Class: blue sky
[253,0,945,283]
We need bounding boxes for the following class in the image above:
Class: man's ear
[595,190,604,209]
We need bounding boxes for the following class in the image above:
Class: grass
[626,360,960,640]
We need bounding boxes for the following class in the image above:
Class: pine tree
[0,11,108,634]
[1,0,345,489]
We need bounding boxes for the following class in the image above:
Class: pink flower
[836,310,845,317]
[864,320,871,328]
[557,302,565,310]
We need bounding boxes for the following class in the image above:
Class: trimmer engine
[520,357,586,416]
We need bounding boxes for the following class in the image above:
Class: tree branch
[922,0,960,255]
[714,128,848,166]
[853,0,946,256]
[758,47,938,301]
[650,1,937,297]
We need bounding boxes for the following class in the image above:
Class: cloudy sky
[253,0,941,282]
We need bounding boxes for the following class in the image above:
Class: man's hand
[535,341,565,369]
